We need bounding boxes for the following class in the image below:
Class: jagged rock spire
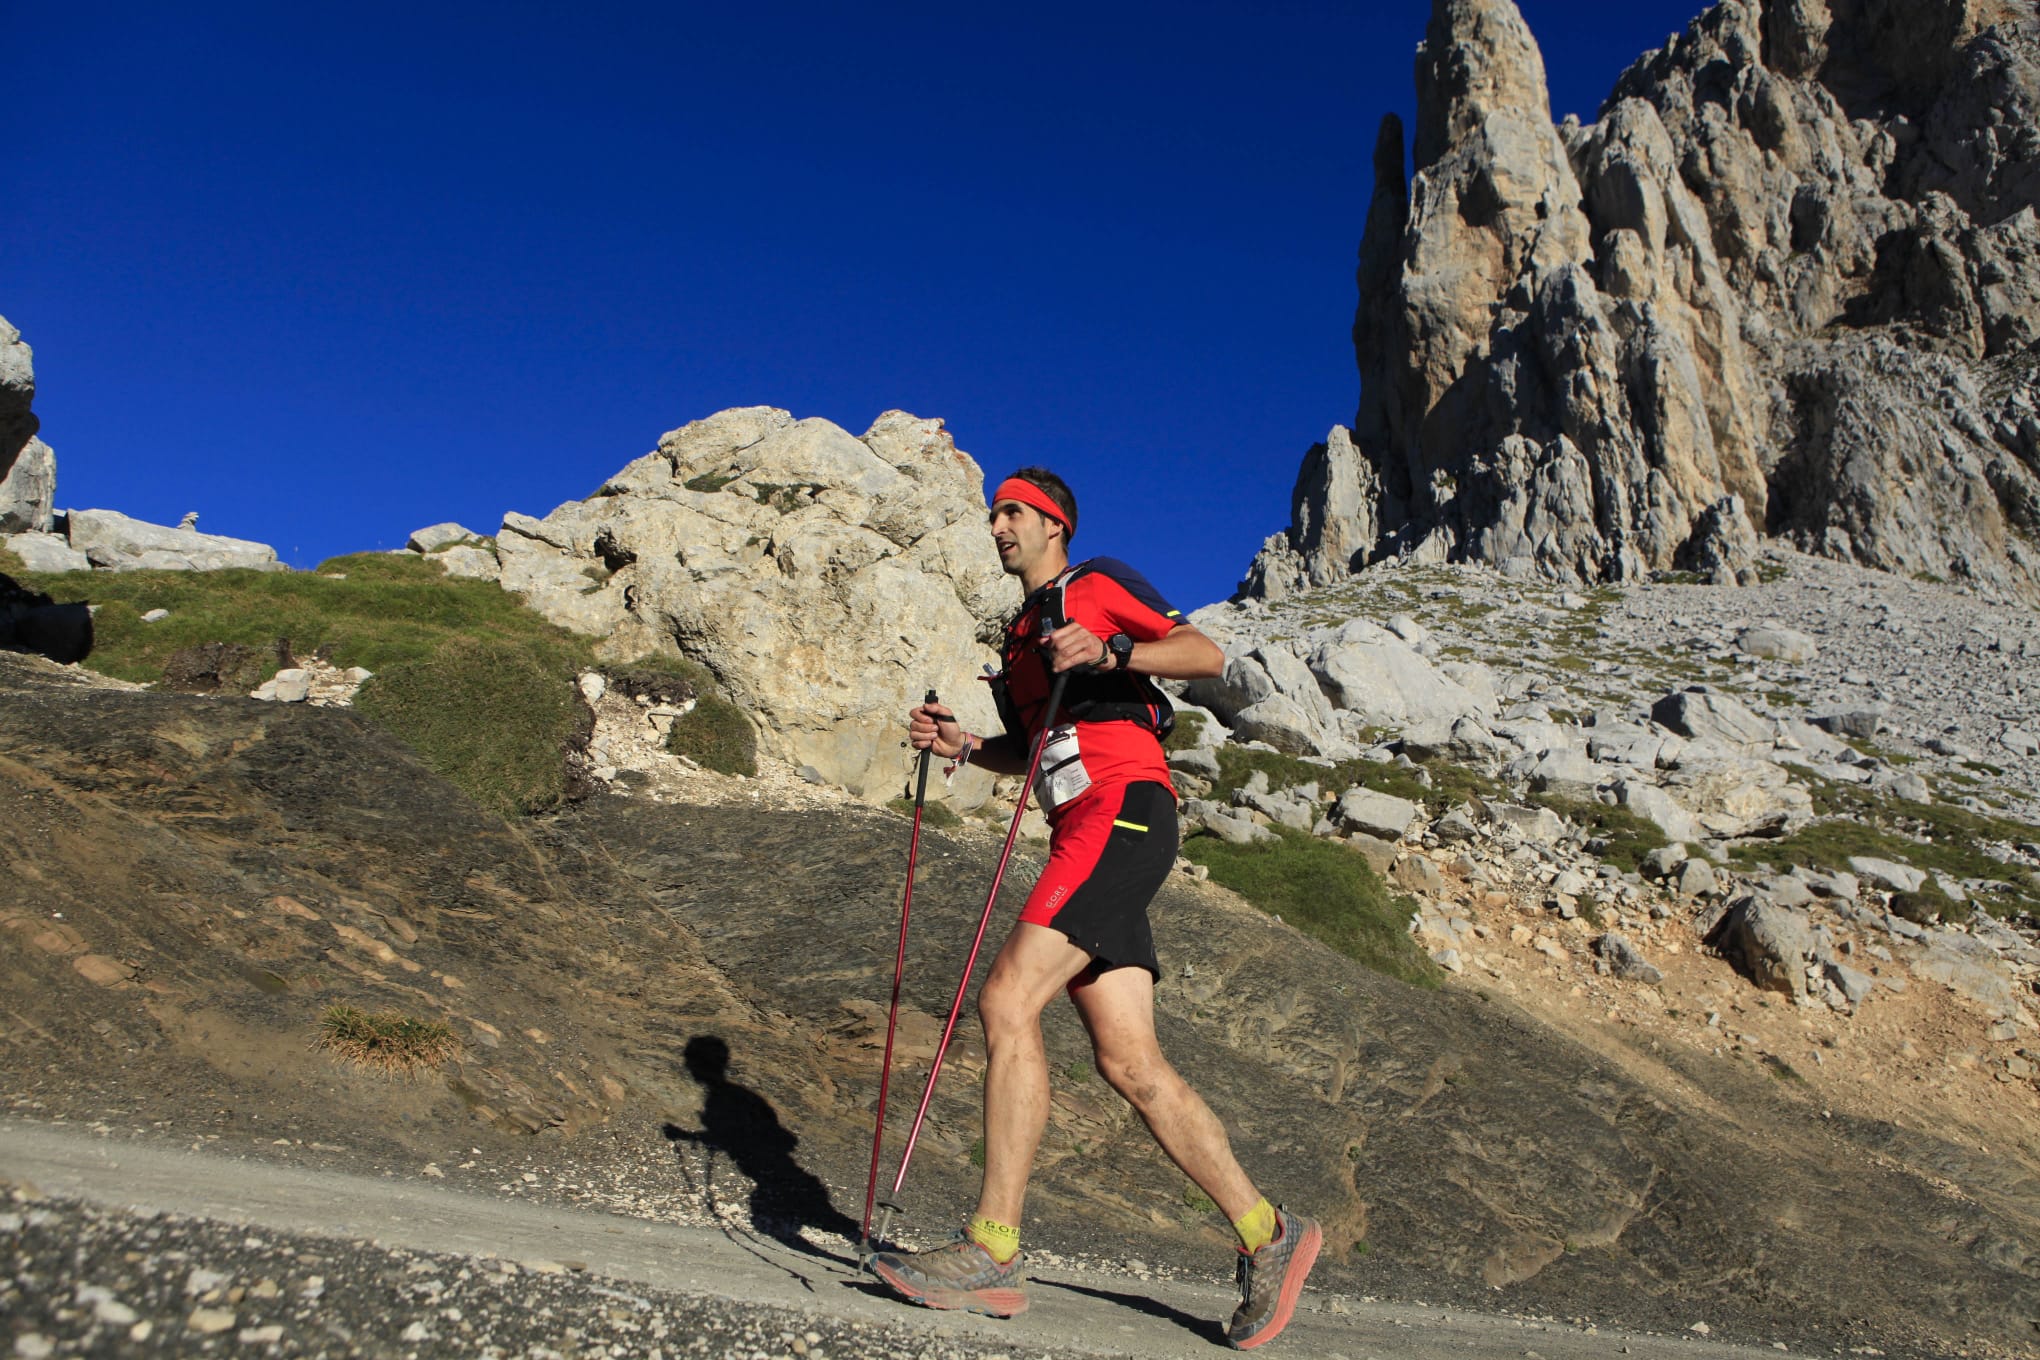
[1247,0,2040,603]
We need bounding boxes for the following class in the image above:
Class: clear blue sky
[12,1,1709,612]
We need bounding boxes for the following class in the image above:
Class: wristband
[944,731,975,784]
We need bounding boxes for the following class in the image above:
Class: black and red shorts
[1018,781,1177,981]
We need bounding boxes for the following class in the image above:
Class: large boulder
[1245,0,2040,604]
[494,407,1009,799]
[0,317,54,536]
[1723,897,1816,1000]
[1650,687,1776,747]
[1304,619,1493,729]
[63,509,284,573]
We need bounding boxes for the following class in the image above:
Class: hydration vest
[985,559,1178,742]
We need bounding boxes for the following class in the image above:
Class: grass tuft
[1734,772,2040,917]
[887,795,962,827]
[315,1004,459,1074]
[654,660,758,777]
[1163,709,1209,753]
[1525,795,1667,874]
[1182,827,1440,987]
[355,635,590,816]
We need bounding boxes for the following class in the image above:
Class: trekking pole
[860,689,941,1256]
[875,667,1070,1238]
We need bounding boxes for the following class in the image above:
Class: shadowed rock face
[1249,0,2040,602]
[0,317,55,536]
[5,651,2035,1356]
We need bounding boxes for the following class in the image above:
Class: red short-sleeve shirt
[996,558,1184,814]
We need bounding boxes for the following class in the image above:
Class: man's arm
[1041,620,1224,681]
[908,701,1032,775]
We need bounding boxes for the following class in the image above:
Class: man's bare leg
[1069,963,1260,1220]
[972,922,1095,1227]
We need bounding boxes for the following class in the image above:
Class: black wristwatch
[1107,632,1135,672]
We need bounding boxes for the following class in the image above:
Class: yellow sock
[967,1215,1021,1264]
[1233,1197,1277,1253]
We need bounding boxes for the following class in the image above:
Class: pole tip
[924,687,939,704]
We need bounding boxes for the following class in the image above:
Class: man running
[871,467,1320,1350]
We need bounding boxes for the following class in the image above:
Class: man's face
[989,499,1061,578]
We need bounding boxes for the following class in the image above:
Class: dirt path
[2,1118,1802,1360]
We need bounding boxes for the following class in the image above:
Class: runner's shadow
[664,1034,861,1263]
[1037,1278,1227,1346]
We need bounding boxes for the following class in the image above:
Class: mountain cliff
[1247,0,2040,603]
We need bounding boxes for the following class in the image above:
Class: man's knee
[978,972,1040,1043]
[1096,1047,1173,1109]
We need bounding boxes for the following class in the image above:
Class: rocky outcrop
[0,317,55,536]
[1249,0,2040,603]
[494,407,1008,799]
[58,509,284,572]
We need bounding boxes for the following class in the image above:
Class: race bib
[1034,722,1092,814]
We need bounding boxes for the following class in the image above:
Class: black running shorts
[1017,781,1176,980]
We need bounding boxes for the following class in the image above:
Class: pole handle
[913,689,939,804]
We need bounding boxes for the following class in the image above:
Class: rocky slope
[5,622,2040,1355]
[1249,0,2040,604]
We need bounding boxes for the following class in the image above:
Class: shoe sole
[871,1261,1028,1318]
[1229,1219,1322,1350]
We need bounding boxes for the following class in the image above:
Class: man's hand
[908,702,967,759]
[1042,621,1111,673]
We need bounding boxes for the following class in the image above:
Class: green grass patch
[1526,796,1668,874]
[1205,745,1501,818]
[1889,879,1972,925]
[1163,709,1209,752]
[356,634,591,817]
[1728,776,2040,917]
[887,795,962,827]
[1182,1184,1219,1216]
[667,702,756,778]
[1181,827,1440,987]
[315,1004,459,1074]
[607,660,762,774]
[684,470,738,493]
[8,552,604,817]
[5,550,593,686]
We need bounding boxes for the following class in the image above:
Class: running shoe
[1226,1206,1321,1349]
[870,1230,1029,1318]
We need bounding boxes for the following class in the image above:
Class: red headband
[990,477,1070,531]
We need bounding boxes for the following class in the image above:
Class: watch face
[1110,633,1135,665]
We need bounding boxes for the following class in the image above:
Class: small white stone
[141,608,170,623]
[188,1307,237,1334]
[239,1325,285,1344]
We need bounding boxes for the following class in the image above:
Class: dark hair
[1009,466,1078,542]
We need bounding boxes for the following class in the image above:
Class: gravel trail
[2,1119,1801,1360]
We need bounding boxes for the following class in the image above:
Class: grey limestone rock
[1595,931,1664,985]
[1337,786,1421,840]
[0,317,54,537]
[64,509,283,573]
[407,522,482,553]
[494,407,1007,799]
[1245,0,2040,605]
[1650,687,1776,746]
[4,531,87,573]
[1726,899,1816,999]
[1849,855,1928,893]
[1737,624,1819,662]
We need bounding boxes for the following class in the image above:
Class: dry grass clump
[316,1004,460,1074]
